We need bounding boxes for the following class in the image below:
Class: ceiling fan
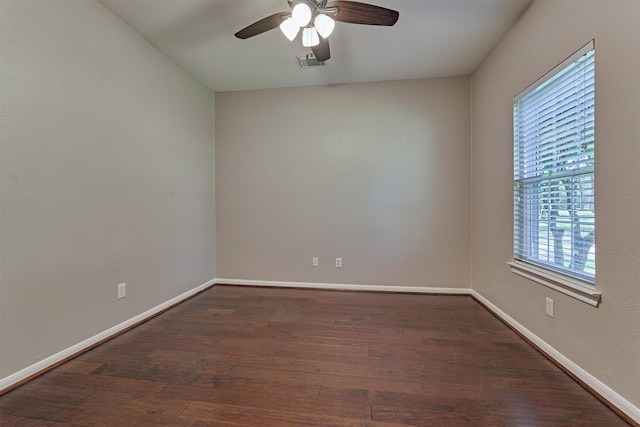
[234,0,399,62]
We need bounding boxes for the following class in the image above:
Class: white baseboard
[470,289,640,425]
[214,278,472,295]
[0,278,215,393]
[3,278,637,424]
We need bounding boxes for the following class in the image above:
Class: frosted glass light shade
[291,3,312,27]
[314,14,335,38]
[280,17,300,41]
[302,26,319,47]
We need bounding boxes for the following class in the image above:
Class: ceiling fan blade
[312,37,331,62]
[235,12,290,39]
[327,1,399,26]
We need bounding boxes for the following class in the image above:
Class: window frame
[510,40,600,307]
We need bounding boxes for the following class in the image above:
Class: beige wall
[471,0,640,407]
[0,0,215,379]
[216,78,470,288]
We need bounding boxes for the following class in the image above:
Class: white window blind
[513,41,595,284]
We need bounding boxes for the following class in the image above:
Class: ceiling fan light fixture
[302,26,320,47]
[291,3,312,27]
[280,17,300,41]
[314,14,335,38]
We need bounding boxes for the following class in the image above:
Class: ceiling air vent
[297,52,325,68]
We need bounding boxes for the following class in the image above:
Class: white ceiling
[99,0,532,92]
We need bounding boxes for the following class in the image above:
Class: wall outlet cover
[545,297,554,318]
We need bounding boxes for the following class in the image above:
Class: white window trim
[508,260,601,307]
[511,39,598,305]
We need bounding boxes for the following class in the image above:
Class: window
[513,41,596,290]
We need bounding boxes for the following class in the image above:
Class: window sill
[508,261,601,307]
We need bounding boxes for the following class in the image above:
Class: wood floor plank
[229,365,422,395]
[0,414,70,426]
[0,396,78,424]
[160,382,371,420]
[233,354,426,383]
[77,390,189,418]
[0,285,631,426]
[180,401,407,427]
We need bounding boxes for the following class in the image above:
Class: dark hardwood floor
[0,285,630,426]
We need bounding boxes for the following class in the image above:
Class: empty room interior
[1,0,639,425]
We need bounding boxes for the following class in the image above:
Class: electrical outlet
[545,297,554,318]
[117,283,126,300]
[335,257,342,268]
[312,257,319,267]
